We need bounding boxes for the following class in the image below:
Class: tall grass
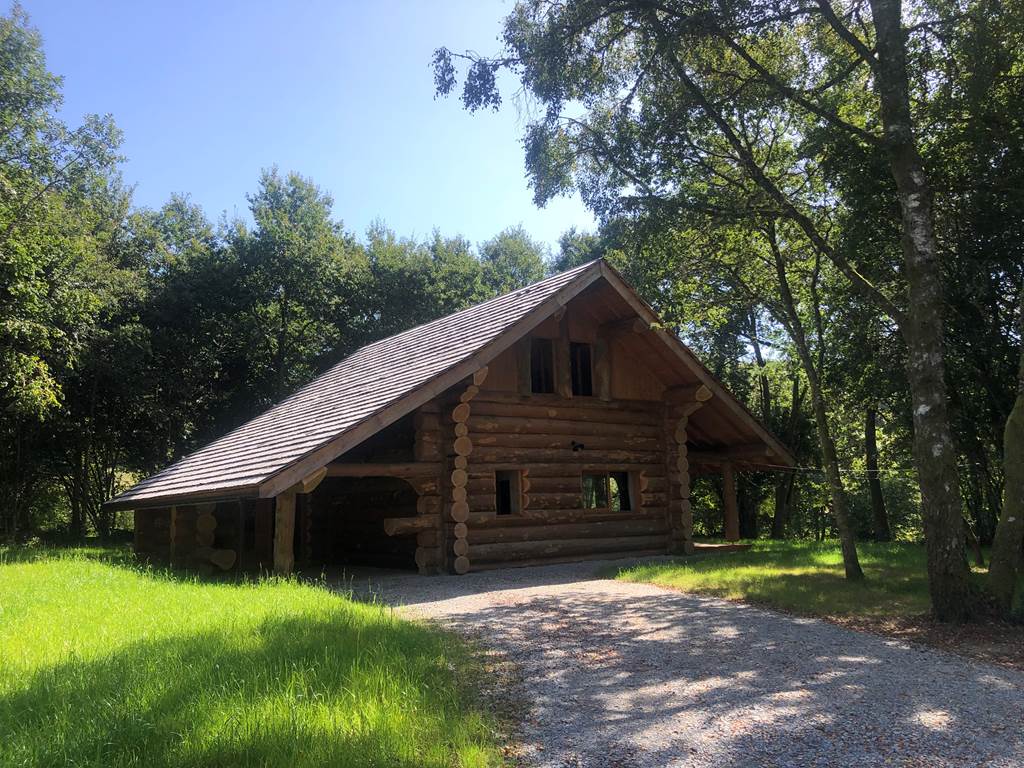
[616,540,942,617]
[0,547,503,767]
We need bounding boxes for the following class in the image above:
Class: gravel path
[342,558,1024,768]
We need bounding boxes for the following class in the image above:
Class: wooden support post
[274,489,297,575]
[722,462,740,542]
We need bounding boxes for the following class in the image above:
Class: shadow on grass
[613,540,937,618]
[0,610,499,768]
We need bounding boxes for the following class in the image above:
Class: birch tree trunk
[868,0,974,620]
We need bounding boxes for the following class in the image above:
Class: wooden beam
[603,316,648,334]
[299,467,327,494]
[665,384,713,404]
[722,462,739,542]
[688,444,776,465]
[383,513,440,536]
[273,490,296,574]
[325,462,444,478]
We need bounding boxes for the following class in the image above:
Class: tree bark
[865,407,892,542]
[772,377,803,539]
[768,229,864,579]
[988,283,1024,615]
[867,0,975,620]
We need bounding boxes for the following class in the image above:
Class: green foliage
[0,548,503,767]
[615,540,948,618]
[479,224,547,293]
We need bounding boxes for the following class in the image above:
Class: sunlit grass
[0,546,503,768]
[615,540,946,618]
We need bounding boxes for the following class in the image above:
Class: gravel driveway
[343,558,1024,768]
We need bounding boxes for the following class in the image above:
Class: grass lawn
[615,540,953,618]
[0,547,503,768]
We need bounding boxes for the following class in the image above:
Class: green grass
[615,540,945,618]
[0,546,503,768]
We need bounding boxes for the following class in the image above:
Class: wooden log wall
[458,393,671,570]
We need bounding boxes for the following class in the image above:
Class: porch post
[273,489,296,575]
[722,461,740,542]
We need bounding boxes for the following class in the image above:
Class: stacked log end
[665,408,694,555]
[449,367,486,574]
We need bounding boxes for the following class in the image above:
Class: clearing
[0,547,502,768]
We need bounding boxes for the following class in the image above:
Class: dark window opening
[582,471,632,512]
[495,470,521,515]
[570,342,593,396]
[531,338,555,394]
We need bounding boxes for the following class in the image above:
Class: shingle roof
[109,260,602,509]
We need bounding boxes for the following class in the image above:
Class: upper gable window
[570,342,593,396]
[530,338,555,394]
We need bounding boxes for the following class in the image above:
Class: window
[530,338,555,394]
[582,471,632,512]
[495,470,522,516]
[570,342,593,396]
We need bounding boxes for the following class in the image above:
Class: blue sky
[20,0,595,252]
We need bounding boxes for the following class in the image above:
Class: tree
[435,0,987,619]
[227,169,352,411]
[479,225,547,293]
[988,283,1024,614]
[0,6,123,538]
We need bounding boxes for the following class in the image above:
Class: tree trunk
[768,228,864,579]
[868,0,974,620]
[771,377,802,539]
[771,473,794,539]
[988,283,1024,615]
[865,407,892,541]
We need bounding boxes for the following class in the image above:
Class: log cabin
[107,259,793,575]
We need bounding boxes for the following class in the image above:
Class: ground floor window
[495,470,523,515]
[582,471,632,512]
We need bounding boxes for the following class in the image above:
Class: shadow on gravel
[338,559,1024,768]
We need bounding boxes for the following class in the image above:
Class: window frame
[494,469,523,516]
[580,469,634,513]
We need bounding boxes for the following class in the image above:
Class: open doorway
[306,476,418,570]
